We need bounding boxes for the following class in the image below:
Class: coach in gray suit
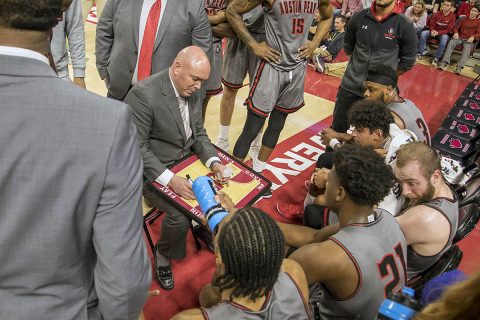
[0,1,150,319]
[96,0,212,100]
[125,46,229,290]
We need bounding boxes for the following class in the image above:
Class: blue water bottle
[377,287,420,320]
[192,176,229,233]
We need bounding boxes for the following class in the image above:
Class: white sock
[304,194,315,207]
[219,125,230,140]
[252,131,262,148]
[252,158,266,173]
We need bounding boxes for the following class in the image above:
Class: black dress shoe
[192,225,215,253]
[154,246,174,290]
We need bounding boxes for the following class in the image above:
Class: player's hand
[252,42,281,63]
[73,77,86,89]
[453,32,459,40]
[297,40,318,60]
[467,36,475,43]
[320,128,338,146]
[169,175,195,200]
[214,191,237,214]
[211,163,231,185]
[373,148,387,157]
[312,168,330,189]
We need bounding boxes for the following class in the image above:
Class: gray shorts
[245,61,307,118]
[222,33,266,89]
[206,41,223,96]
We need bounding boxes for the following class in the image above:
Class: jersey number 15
[292,18,305,34]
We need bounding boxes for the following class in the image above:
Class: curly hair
[348,100,394,138]
[0,0,62,31]
[333,144,395,206]
[216,207,285,301]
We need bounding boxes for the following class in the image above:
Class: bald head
[170,46,211,97]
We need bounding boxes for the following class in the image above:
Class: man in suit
[0,1,151,319]
[96,0,212,101]
[125,46,230,290]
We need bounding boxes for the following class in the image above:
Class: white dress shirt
[0,46,50,65]
[132,0,168,84]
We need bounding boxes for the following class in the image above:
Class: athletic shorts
[244,61,307,118]
[206,41,223,96]
[221,33,266,89]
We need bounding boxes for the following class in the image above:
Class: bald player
[125,46,230,290]
[395,142,459,279]
[227,0,333,195]
[364,65,431,145]
[279,144,407,319]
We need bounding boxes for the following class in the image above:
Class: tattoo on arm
[226,0,263,48]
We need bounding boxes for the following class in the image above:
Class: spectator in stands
[405,0,428,35]
[417,0,456,66]
[172,205,311,320]
[424,0,439,13]
[278,144,407,320]
[308,9,322,41]
[414,271,480,320]
[394,142,459,279]
[312,15,346,72]
[332,0,344,15]
[364,65,431,144]
[341,0,363,18]
[51,0,86,87]
[438,5,480,74]
[456,0,477,18]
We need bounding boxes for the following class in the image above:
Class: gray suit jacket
[0,55,151,320]
[124,69,217,183]
[96,0,212,100]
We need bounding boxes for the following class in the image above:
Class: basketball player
[202,0,235,122]
[226,0,333,196]
[364,65,431,145]
[394,142,459,279]
[171,206,311,319]
[278,144,407,319]
[216,5,266,152]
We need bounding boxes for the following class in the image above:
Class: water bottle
[192,176,229,234]
[377,287,421,320]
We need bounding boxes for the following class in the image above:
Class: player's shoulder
[171,308,206,320]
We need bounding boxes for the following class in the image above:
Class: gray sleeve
[191,2,213,62]
[65,0,86,78]
[96,0,118,80]
[93,103,151,320]
[191,96,217,164]
[124,88,169,182]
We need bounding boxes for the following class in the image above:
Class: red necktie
[138,0,161,81]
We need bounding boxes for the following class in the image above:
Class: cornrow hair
[216,207,285,301]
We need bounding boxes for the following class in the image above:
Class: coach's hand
[211,163,231,185]
[298,40,317,60]
[169,175,195,200]
[252,42,281,64]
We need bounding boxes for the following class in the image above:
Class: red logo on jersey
[384,27,396,40]
[469,102,480,110]
[464,113,476,121]
[449,139,463,149]
[457,124,470,134]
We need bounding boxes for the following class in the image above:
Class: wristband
[329,138,341,149]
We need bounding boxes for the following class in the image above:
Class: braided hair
[216,207,285,301]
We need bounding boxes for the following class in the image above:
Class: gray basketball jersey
[244,5,266,34]
[205,0,228,42]
[387,99,431,145]
[317,209,407,320]
[201,272,311,319]
[406,192,459,278]
[264,0,317,71]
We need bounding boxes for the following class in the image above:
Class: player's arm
[212,23,236,38]
[298,0,333,59]
[278,222,341,248]
[226,0,281,62]
[289,241,343,286]
[170,309,205,320]
[282,259,310,304]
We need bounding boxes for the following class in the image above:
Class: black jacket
[341,6,417,96]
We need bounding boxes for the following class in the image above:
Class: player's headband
[365,74,397,88]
